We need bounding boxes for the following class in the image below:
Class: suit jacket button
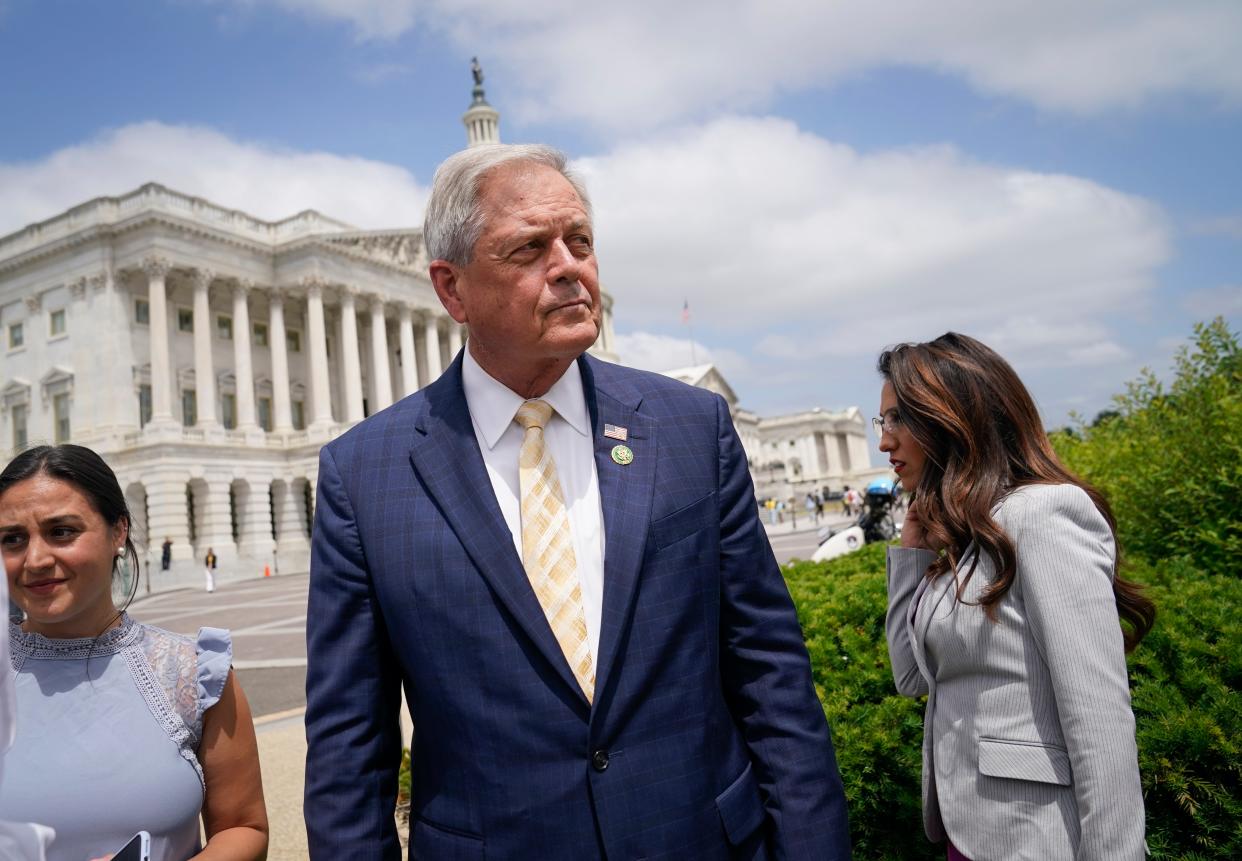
[591,749,610,772]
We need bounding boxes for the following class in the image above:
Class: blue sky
[2,0,1240,459]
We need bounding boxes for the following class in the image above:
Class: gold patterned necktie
[513,399,595,703]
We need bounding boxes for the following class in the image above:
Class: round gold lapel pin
[610,444,634,465]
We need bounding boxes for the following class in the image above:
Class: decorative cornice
[88,272,108,293]
[319,231,427,273]
[68,277,88,300]
[0,183,354,261]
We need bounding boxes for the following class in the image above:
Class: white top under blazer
[886,483,1146,860]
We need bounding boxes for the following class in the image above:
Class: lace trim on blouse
[8,614,213,792]
[8,614,141,672]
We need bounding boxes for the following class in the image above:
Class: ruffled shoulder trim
[195,627,233,715]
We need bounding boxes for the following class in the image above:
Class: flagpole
[682,298,698,365]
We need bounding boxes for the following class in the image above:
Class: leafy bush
[787,320,1241,858]
[786,542,937,860]
[1052,318,1241,574]
[1127,555,1242,857]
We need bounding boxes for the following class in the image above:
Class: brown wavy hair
[878,332,1155,650]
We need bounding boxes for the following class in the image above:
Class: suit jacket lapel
[581,357,656,707]
[408,356,590,706]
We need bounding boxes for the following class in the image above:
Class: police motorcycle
[810,477,900,563]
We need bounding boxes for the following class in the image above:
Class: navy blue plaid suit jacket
[304,353,850,860]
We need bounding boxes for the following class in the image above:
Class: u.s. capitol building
[0,78,874,586]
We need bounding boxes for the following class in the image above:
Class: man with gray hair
[304,143,850,859]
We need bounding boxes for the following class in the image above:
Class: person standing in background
[204,547,217,594]
[161,537,172,572]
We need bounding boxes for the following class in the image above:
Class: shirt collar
[461,348,591,450]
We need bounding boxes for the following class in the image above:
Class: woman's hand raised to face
[900,499,931,550]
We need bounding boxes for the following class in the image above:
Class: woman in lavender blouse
[0,445,268,860]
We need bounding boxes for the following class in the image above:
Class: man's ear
[429,260,469,325]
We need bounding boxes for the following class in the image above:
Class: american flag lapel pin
[603,424,628,441]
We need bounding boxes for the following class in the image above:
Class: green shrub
[1128,556,1242,857]
[1052,318,1241,574]
[786,542,937,860]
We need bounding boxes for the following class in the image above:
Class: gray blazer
[886,483,1145,860]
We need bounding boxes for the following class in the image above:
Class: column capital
[367,293,388,313]
[68,277,88,301]
[141,254,172,278]
[397,302,414,321]
[88,272,109,293]
[191,267,215,290]
[338,284,360,302]
[233,278,255,296]
[299,276,328,298]
[24,293,41,313]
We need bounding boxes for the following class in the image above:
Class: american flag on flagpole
[681,299,690,325]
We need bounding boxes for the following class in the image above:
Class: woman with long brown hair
[879,333,1154,861]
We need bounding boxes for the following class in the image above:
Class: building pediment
[40,366,74,397]
[319,230,427,273]
[2,377,31,410]
[662,363,739,407]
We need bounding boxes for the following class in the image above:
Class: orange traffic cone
[263,565,271,578]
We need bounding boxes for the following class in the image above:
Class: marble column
[268,290,293,432]
[191,269,219,428]
[146,470,192,562]
[368,296,393,412]
[398,305,418,396]
[231,281,259,431]
[142,256,175,426]
[447,323,463,360]
[339,289,364,422]
[423,313,443,384]
[236,477,276,563]
[196,478,237,560]
[273,478,311,573]
[304,280,333,426]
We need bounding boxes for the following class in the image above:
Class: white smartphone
[111,831,151,861]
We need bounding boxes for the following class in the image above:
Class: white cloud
[227,1,1242,126]
[613,331,713,374]
[0,121,428,235]
[581,115,1169,365]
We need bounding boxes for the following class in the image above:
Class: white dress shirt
[461,349,606,663]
